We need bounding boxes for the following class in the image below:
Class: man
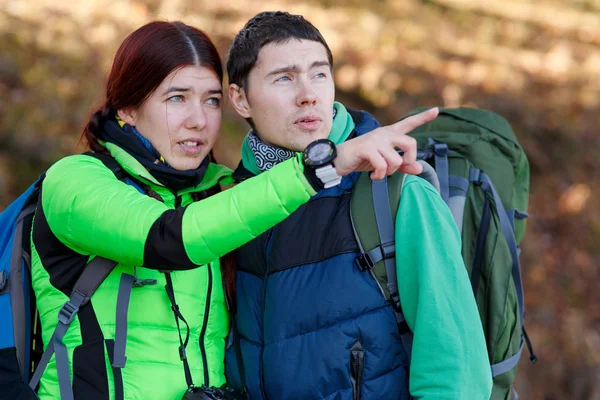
[225,11,493,400]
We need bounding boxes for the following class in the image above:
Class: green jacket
[31,142,316,399]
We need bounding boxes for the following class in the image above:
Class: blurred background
[1,0,599,398]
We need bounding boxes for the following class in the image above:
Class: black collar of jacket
[98,118,209,192]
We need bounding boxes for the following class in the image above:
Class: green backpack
[350,107,536,400]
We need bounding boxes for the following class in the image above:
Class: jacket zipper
[199,263,213,386]
[350,339,365,400]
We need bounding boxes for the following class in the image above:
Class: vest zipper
[199,263,213,386]
[350,339,365,400]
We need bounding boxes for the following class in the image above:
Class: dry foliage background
[1,0,599,398]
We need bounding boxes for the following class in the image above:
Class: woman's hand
[335,107,438,180]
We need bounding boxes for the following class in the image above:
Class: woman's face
[118,65,222,171]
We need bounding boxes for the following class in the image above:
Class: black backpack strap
[29,257,118,396]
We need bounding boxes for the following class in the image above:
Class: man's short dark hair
[227,11,333,91]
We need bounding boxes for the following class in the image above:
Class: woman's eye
[167,95,185,102]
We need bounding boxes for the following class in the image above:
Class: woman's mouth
[178,140,203,155]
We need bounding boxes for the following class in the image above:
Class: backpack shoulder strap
[350,171,414,360]
[29,256,117,395]
[350,162,445,365]
[29,153,132,396]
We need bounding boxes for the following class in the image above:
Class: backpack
[350,107,536,400]
[0,152,143,399]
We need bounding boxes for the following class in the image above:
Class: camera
[182,384,247,400]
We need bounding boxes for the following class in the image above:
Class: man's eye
[276,76,291,82]
[314,73,327,79]
[168,95,184,102]
[207,97,221,106]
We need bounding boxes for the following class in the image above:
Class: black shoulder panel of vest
[268,193,359,273]
[235,229,270,278]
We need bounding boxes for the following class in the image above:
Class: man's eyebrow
[266,65,300,77]
[266,60,331,77]
[161,86,191,96]
[310,60,330,69]
[207,89,223,95]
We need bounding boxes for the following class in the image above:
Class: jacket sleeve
[395,175,493,400]
[41,154,315,270]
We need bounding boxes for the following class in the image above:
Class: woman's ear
[229,84,251,119]
[117,107,138,126]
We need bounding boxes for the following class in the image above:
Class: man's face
[231,39,335,152]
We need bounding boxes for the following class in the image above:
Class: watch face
[308,142,332,162]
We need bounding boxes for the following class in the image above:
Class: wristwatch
[302,139,342,189]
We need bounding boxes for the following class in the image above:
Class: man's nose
[296,79,317,106]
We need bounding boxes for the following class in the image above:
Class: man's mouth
[294,116,322,130]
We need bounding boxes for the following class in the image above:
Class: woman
[28,21,435,400]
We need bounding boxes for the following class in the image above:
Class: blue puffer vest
[226,110,411,400]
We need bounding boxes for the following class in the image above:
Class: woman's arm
[41,154,314,270]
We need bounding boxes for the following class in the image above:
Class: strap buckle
[58,290,86,325]
[433,143,448,157]
[58,301,79,325]
[133,278,157,288]
[469,168,482,185]
[355,253,373,271]
[381,242,396,260]
[390,291,402,313]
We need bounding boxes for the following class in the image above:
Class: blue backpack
[0,153,140,399]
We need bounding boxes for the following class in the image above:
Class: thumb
[399,162,424,175]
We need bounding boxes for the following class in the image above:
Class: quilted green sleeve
[41,154,314,269]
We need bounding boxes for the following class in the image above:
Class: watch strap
[315,164,342,189]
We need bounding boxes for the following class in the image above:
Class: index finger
[392,107,439,134]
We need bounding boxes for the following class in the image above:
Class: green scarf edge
[241,101,356,176]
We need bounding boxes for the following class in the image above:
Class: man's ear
[117,107,138,126]
[229,84,252,119]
